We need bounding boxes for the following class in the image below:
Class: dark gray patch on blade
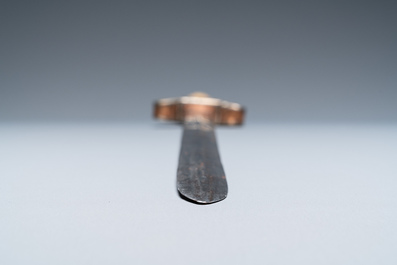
[177,122,228,204]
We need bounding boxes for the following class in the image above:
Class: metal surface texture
[154,92,244,204]
[177,121,227,204]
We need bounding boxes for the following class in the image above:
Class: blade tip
[177,188,227,204]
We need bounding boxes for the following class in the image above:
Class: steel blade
[177,121,228,204]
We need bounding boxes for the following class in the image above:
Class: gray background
[1,0,396,122]
[1,1,397,265]
[1,123,397,264]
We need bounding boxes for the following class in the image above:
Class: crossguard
[154,93,245,125]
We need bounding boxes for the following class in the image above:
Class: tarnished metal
[154,93,245,204]
[177,121,227,203]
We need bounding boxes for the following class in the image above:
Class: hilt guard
[154,93,245,125]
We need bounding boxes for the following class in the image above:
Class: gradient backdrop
[1,2,397,265]
[1,0,396,122]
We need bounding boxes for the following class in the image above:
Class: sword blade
[177,121,228,204]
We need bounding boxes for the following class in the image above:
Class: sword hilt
[154,92,245,125]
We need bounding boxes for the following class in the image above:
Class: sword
[154,93,245,204]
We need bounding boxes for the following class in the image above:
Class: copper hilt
[154,92,245,125]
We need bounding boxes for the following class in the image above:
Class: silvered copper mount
[154,94,245,125]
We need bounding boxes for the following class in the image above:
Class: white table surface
[1,122,396,265]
